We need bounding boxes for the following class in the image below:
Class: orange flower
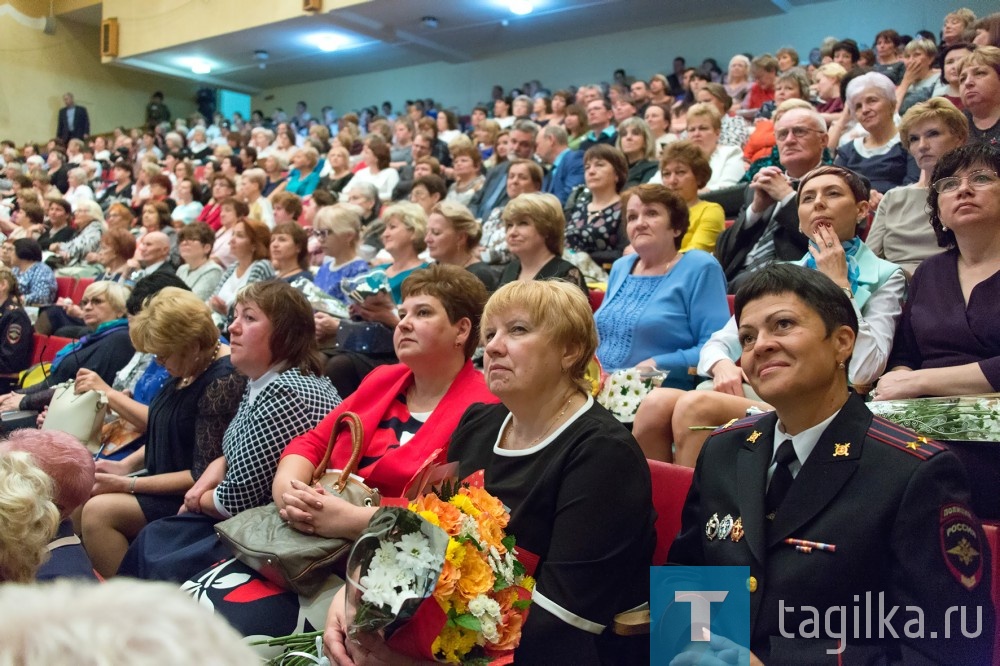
[476,512,506,553]
[456,541,494,602]
[411,493,463,536]
[434,559,459,606]
[463,486,508,528]
[494,586,519,613]
[492,608,525,651]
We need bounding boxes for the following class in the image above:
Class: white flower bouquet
[596,367,668,422]
[868,394,1000,442]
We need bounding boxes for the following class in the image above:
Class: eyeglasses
[79,297,106,307]
[775,126,825,142]
[931,170,1000,194]
[312,229,331,239]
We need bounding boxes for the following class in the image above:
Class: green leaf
[453,613,482,632]
[501,535,516,551]
[512,599,532,610]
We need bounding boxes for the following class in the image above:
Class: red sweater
[282,361,498,497]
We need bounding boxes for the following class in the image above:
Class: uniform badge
[730,517,744,542]
[746,430,762,444]
[705,513,720,540]
[906,436,928,451]
[717,514,734,540]
[832,442,850,457]
[6,324,21,345]
[940,503,984,590]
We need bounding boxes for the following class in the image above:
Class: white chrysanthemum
[481,617,500,643]
[394,532,439,574]
[469,594,502,622]
[458,514,481,542]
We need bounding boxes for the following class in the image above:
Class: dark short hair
[620,184,690,250]
[401,264,488,359]
[143,201,171,229]
[177,221,215,246]
[149,174,172,192]
[875,29,902,47]
[126,272,189,316]
[271,191,304,219]
[19,202,44,226]
[833,39,860,63]
[734,263,859,339]
[928,144,1000,248]
[412,174,448,200]
[48,198,71,215]
[584,144,629,192]
[271,222,310,270]
[235,280,323,375]
[660,140,712,190]
[12,238,42,262]
[797,165,870,204]
[219,197,249,219]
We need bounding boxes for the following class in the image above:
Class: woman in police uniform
[0,266,33,393]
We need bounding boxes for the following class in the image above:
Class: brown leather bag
[215,411,382,596]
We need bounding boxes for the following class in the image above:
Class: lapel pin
[705,513,720,540]
[747,430,762,444]
[730,517,744,542]
[718,514,734,540]
[833,442,851,457]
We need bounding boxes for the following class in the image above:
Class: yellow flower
[433,623,478,664]
[449,493,480,517]
[521,575,535,592]
[445,538,465,566]
[411,493,463,536]
[416,510,440,527]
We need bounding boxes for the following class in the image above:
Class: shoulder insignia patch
[713,411,769,434]
[868,417,946,460]
[6,324,21,345]
[940,503,984,590]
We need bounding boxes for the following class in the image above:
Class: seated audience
[425,201,498,291]
[50,200,103,275]
[897,38,940,115]
[0,430,96,581]
[10,238,56,305]
[742,54,779,115]
[311,205,370,303]
[935,42,973,108]
[208,217,274,330]
[80,287,244,577]
[644,102,677,158]
[565,144,628,266]
[724,54,752,104]
[93,228,137,283]
[171,177,203,225]
[176,222,223,300]
[0,451,59,583]
[327,279,655,665]
[0,266,32,393]
[873,28,905,84]
[479,158,544,265]
[407,174,447,217]
[875,144,1000,400]
[269,222,312,283]
[616,117,659,187]
[868,99,969,275]
[594,184,729,388]
[445,145,486,208]
[657,141,726,253]
[959,45,1000,146]
[38,199,75,253]
[635,166,905,464]
[197,174,236,232]
[351,136,399,202]
[317,145,353,198]
[670,103,745,191]
[497,192,587,292]
[669,262,992,665]
[696,83,750,148]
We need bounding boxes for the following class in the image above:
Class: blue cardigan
[595,250,729,388]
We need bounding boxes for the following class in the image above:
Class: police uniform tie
[766,439,797,518]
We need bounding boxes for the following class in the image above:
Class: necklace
[502,391,580,450]
[178,340,221,389]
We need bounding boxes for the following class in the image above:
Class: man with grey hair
[126,231,175,284]
[238,168,274,229]
[536,124,584,205]
[715,105,829,293]
[470,119,539,219]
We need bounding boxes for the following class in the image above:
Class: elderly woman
[325,279,655,664]
[725,54,752,104]
[565,144,628,266]
[959,45,1000,147]
[868,99,969,275]
[595,184,729,388]
[311,205,370,303]
[676,103,746,191]
[834,72,919,196]
[0,282,134,413]
[634,166,905,464]
[0,267,32,392]
[63,167,94,209]
[269,222,312,283]
[0,452,59,583]
[425,200,497,291]
[480,159,543,266]
[261,154,287,198]
[696,83,750,148]
[209,217,274,329]
[897,39,940,116]
[176,223,222,300]
[318,144,353,198]
[874,144,1000,401]
[50,200,103,273]
[281,147,321,197]
[118,281,342,582]
[496,192,586,292]
[79,288,244,577]
[352,137,399,202]
[658,141,725,253]
[446,145,485,207]
[407,174,446,216]
[92,228,137,283]
[10,239,56,305]
[616,117,659,188]
[191,265,495,639]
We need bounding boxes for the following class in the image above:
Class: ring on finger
[826,242,834,248]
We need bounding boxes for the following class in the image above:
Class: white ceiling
[63,0,831,94]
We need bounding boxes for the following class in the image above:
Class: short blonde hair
[0,452,59,583]
[500,192,565,255]
[129,287,218,360]
[482,280,597,393]
[898,98,969,151]
[685,102,722,132]
[904,38,938,59]
[431,200,481,250]
[381,202,428,253]
[946,8,977,28]
[314,204,362,245]
[816,62,848,82]
[83,281,129,318]
[958,45,1000,80]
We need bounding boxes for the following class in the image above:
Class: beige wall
[0,14,197,144]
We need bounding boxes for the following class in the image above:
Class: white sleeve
[849,269,907,387]
[697,315,741,378]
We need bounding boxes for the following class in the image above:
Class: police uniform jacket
[0,298,32,376]
[669,393,994,664]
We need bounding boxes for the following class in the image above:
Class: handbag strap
[312,411,365,493]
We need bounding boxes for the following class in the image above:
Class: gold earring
[838,361,845,369]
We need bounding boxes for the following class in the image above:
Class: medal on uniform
[717,514,734,540]
[705,513,720,540]
[730,517,744,542]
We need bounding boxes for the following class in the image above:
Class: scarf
[51,318,129,371]
[805,236,862,295]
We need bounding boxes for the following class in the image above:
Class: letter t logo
[675,591,729,641]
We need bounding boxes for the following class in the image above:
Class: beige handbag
[41,380,109,453]
[215,411,382,597]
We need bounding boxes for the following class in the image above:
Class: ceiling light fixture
[509,0,533,15]
[308,33,346,52]
[190,61,212,74]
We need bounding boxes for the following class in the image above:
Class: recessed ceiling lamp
[190,60,212,74]
[309,33,345,52]
[509,0,533,15]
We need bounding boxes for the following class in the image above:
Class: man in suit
[714,106,827,294]
[669,264,993,665]
[468,119,538,219]
[536,124,584,206]
[125,232,176,284]
[56,93,89,143]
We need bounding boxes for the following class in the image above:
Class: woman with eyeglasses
[874,144,1000,401]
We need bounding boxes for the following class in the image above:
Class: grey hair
[845,72,897,116]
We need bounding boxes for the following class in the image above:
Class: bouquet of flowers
[595,366,668,422]
[347,484,534,664]
[867,394,1000,442]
